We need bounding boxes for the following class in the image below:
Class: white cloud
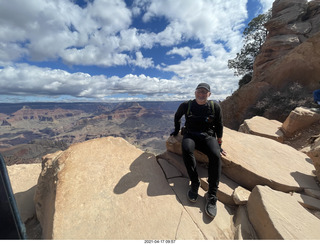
[166,47,202,58]
[0,0,260,102]
[129,51,154,68]
[163,48,237,100]
[143,0,248,50]
[259,0,274,12]
[0,0,134,64]
[0,64,184,99]
[0,0,248,65]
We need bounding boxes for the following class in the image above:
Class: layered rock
[162,125,320,239]
[7,163,42,223]
[256,0,320,90]
[239,116,284,142]
[247,185,320,239]
[34,137,235,240]
[281,107,320,136]
[7,163,42,239]
[108,102,147,120]
[1,120,11,126]
[303,136,320,181]
[166,127,318,193]
[221,0,320,129]
[7,123,320,240]
[238,108,320,182]
[9,107,82,122]
[233,205,257,240]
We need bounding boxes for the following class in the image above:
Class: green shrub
[253,82,314,121]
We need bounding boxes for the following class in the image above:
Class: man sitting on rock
[170,83,225,219]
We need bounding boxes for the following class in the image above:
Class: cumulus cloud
[0,0,270,102]
[259,0,274,12]
[0,63,182,99]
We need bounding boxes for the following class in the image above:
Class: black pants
[181,132,221,196]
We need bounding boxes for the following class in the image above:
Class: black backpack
[181,100,215,135]
[186,99,215,116]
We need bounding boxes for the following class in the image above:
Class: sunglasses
[196,89,209,94]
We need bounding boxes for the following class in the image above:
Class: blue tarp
[313,89,320,104]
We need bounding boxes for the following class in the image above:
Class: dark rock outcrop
[221,0,320,129]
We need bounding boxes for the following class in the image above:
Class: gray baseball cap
[196,83,210,92]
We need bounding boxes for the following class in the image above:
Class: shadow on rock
[113,152,174,197]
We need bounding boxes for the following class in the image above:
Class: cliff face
[7,106,82,122]
[221,0,320,129]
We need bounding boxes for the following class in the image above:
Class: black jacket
[173,99,223,138]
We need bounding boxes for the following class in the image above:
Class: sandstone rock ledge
[167,127,318,193]
[34,137,235,240]
[248,185,320,239]
[8,123,320,240]
[163,126,320,239]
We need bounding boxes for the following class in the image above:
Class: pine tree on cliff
[228,9,272,89]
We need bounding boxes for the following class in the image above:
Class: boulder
[304,135,320,181]
[7,163,42,223]
[222,128,318,192]
[239,116,284,142]
[232,186,251,205]
[247,185,320,239]
[281,107,320,137]
[34,137,235,240]
[234,205,257,240]
[166,127,318,192]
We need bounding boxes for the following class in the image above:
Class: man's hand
[220,147,227,156]
[217,138,227,156]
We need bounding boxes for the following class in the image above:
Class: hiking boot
[205,195,218,219]
[187,180,200,202]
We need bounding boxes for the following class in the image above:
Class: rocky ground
[284,121,320,151]
[6,106,320,240]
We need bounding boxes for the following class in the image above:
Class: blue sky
[0,0,274,103]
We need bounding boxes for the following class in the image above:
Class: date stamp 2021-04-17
[144,240,176,244]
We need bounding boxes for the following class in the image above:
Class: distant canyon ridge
[0,101,181,165]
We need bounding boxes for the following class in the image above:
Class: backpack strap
[187,100,215,116]
[209,100,215,117]
[187,100,192,116]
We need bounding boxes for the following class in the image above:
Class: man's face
[195,88,211,104]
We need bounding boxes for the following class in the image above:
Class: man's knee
[206,146,221,164]
[208,153,220,165]
[182,138,195,154]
